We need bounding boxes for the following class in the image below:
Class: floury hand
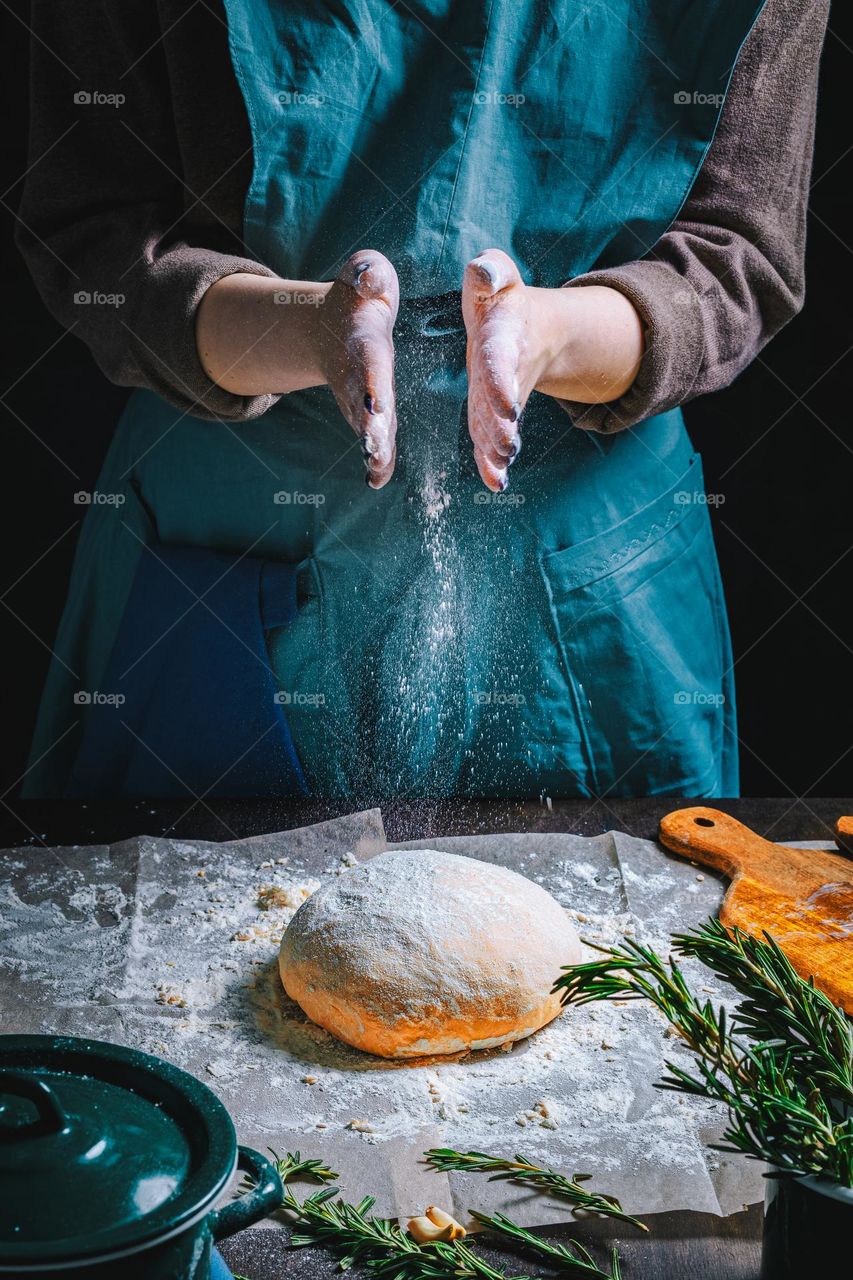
[321,251,399,489]
[196,249,400,488]
[461,248,645,491]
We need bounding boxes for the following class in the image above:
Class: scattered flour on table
[0,836,732,1196]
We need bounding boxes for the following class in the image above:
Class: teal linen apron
[24,0,765,799]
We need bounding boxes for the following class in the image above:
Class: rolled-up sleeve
[15,0,280,422]
[557,0,830,433]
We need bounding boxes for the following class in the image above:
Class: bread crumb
[258,883,315,910]
[156,986,187,1008]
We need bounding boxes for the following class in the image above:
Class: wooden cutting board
[658,806,853,1015]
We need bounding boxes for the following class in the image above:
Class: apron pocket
[539,456,729,796]
[68,545,309,799]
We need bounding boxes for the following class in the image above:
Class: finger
[468,400,514,472]
[465,249,519,300]
[472,377,522,459]
[325,318,396,482]
[476,327,524,428]
[359,335,397,482]
[473,442,508,492]
[366,438,397,490]
[330,374,396,481]
[336,250,399,484]
[328,369,395,482]
[468,353,514,468]
[340,249,400,317]
[360,378,397,488]
[467,344,522,465]
[463,250,526,438]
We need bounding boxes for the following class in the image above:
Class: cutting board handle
[658,806,779,878]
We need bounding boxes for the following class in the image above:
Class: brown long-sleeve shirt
[16,0,829,430]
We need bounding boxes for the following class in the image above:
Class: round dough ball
[278,849,581,1058]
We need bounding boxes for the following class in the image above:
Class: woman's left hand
[461,249,645,490]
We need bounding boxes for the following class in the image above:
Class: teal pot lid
[0,1035,237,1268]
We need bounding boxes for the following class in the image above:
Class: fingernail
[508,439,520,464]
[498,473,508,492]
[472,256,498,290]
[360,437,372,460]
[354,260,371,278]
[364,393,376,415]
[510,402,521,423]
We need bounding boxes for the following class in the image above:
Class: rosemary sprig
[424,1149,646,1232]
[286,1187,620,1280]
[673,919,853,1101]
[470,1211,622,1279]
[274,1149,340,1184]
[285,1185,436,1274]
[240,1152,622,1280]
[554,920,853,1185]
[237,1147,338,1198]
[554,936,739,1069]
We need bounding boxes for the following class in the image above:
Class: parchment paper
[2,816,820,1227]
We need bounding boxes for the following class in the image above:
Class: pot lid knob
[0,1073,67,1142]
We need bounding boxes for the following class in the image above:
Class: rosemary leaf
[237,1147,338,1200]
[284,1185,521,1280]
[672,920,853,1102]
[554,918,853,1186]
[241,1151,623,1280]
[424,1149,646,1232]
[470,1210,622,1278]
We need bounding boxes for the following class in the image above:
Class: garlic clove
[407,1215,453,1244]
[426,1206,467,1239]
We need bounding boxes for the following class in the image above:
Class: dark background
[1,7,850,802]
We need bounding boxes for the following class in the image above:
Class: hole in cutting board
[694,817,715,827]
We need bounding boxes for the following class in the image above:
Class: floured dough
[279,849,582,1058]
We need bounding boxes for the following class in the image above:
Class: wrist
[196,273,332,395]
[531,284,644,403]
[293,280,334,386]
[527,286,582,392]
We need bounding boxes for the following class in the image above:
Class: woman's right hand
[196,249,399,488]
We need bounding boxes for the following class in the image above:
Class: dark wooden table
[3,795,850,1279]
[0,793,846,849]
